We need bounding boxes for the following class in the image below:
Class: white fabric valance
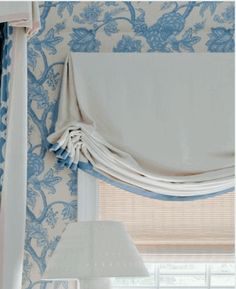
[48,53,234,199]
[0,1,40,36]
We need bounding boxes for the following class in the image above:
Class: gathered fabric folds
[48,53,234,199]
[0,1,40,36]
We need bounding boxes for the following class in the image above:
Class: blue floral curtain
[0,23,4,87]
[0,3,40,289]
[0,24,12,195]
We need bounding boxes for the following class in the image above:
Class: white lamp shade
[43,221,148,279]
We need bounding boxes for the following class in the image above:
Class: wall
[24,2,234,289]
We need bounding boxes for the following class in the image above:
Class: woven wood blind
[98,181,234,262]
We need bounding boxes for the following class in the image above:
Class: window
[99,181,234,257]
[98,180,235,288]
[112,263,235,289]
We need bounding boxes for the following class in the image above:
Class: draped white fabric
[0,3,40,289]
[48,53,234,198]
[0,1,40,36]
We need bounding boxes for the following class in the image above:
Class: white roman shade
[99,181,234,262]
[48,53,234,200]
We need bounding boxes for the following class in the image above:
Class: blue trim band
[49,142,234,201]
[77,161,234,202]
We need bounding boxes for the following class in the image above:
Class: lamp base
[79,278,111,289]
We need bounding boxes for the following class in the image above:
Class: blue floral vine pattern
[0,23,4,87]
[24,2,234,289]
[0,24,13,195]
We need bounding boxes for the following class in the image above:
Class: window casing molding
[77,170,98,221]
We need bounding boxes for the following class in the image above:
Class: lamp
[42,221,149,289]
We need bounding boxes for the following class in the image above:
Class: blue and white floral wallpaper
[24,2,234,289]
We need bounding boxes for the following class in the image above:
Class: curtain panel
[48,53,234,201]
[0,24,12,198]
[0,3,40,289]
[0,23,5,92]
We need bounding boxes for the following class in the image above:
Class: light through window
[112,263,235,289]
